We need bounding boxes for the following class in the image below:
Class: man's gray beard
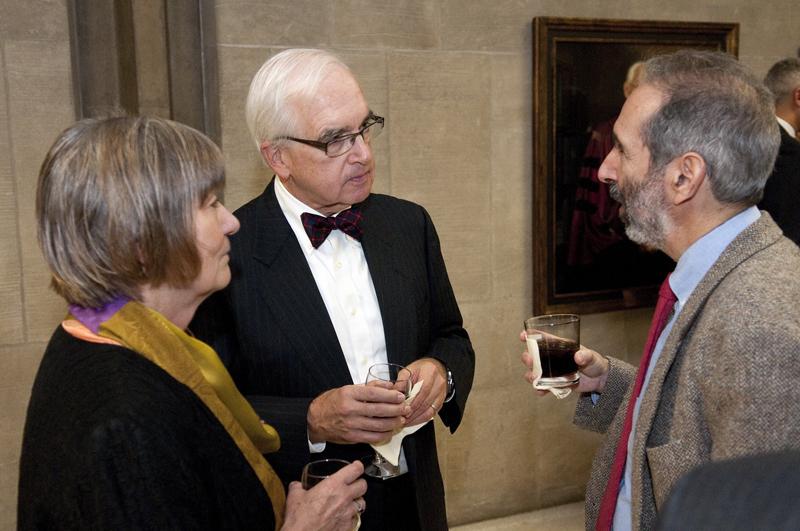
[608,176,670,250]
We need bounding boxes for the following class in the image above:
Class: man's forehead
[298,68,369,135]
[615,84,664,141]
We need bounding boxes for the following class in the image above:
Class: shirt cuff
[308,431,326,453]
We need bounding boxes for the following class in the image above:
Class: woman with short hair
[18,115,365,531]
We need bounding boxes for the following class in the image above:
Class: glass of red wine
[524,314,580,389]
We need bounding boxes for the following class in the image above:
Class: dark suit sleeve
[420,208,475,432]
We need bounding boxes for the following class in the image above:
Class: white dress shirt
[777,115,796,138]
[274,178,407,469]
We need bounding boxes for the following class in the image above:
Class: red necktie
[595,274,677,531]
[300,208,363,248]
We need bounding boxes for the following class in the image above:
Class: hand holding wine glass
[283,459,366,531]
[364,363,412,479]
[306,383,409,445]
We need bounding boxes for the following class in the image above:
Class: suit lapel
[250,181,353,387]
[358,196,415,367]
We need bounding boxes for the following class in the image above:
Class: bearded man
[522,50,800,531]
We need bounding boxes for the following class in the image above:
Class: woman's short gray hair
[640,50,780,206]
[245,48,352,148]
[36,116,225,308]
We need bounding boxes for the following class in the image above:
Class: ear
[260,140,291,180]
[792,86,800,108]
[668,152,707,206]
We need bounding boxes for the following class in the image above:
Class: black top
[759,126,800,245]
[18,326,275,530]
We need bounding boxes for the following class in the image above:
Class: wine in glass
[301,458,352,488]
[364,362,412,479]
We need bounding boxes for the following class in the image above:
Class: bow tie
[300,208,363,248]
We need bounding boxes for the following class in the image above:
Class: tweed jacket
[575,213,800,530]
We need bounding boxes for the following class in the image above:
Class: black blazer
[759,126,800,245]
[193,180,475,530]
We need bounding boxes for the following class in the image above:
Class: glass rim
[525,313,580,327]
[303,458,351,479]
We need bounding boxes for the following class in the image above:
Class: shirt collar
[777,116,796,138]
[669,206,760,307]
[273,177,353,252]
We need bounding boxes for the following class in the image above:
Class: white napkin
[526,334,572,399]
[370,380,431,466]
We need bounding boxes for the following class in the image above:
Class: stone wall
[1,0,797,528]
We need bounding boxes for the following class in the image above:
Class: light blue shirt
[611,206,761,530]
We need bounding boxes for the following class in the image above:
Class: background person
[758,57,800,245]
[18,116,366,531]
[192,48,475,531]
[655,451,800,531]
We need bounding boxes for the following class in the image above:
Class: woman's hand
[281,460,367,531]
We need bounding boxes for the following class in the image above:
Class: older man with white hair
[193,49,474,531]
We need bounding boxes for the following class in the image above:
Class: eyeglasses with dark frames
[280,114,384,157]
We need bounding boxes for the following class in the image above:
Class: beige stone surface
[0,461,18,530]
[490,52,532,302]
[5,40,74,342]
[0,0,69,42]
[441,382,598,526]
[132,0,171,117]
[332,0,438,50]
[0,342,46,529]
[215,1,332,46]
[388,52,492,302]
[460,297,531,392]
[443,385,541,525]
[216,45,276,209]
[0,49,24,345]
[451,501,584,531]
[440,0,534,52]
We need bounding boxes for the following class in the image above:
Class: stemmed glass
[364,362,412,479]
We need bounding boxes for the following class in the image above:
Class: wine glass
[363,362,412,479]
[301,458,351,489]
[301,459,361,530]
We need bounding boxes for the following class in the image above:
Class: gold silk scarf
[63,301,286,529]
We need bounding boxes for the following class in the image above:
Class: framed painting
[532,17,738,314]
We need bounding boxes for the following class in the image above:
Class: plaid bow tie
[300,208,363,248]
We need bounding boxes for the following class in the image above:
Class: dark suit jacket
[759,126,800,244]
[656,451,800,531]
[192,180,475,530]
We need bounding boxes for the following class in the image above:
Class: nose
[221,205,240,236]
[347,133,372,163]
[597,150,618,184]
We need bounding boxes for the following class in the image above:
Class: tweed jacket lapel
[248,181,353,387]
[628,212,783,525]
